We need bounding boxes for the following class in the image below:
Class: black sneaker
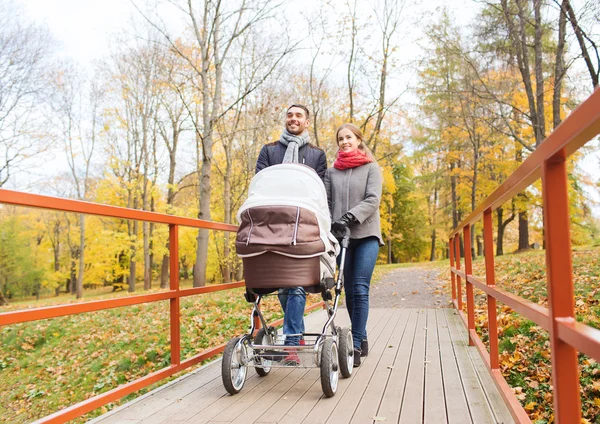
[353,349,362,367]
[361,339,368,357]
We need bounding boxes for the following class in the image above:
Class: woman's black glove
[331,212,356,233]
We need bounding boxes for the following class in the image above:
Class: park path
[369,265,448,309]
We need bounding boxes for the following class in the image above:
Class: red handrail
[449,87,600,423]
[0,188,324,423]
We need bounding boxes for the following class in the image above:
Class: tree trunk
[129,220,137,292]
[54,231,61,296]
[518,209,529,250]
[0,285,7,306]
[553,1,567,129]
[76,214,85,299]
[222,152,232,284]
[497,208,505,256]
[181,256,189,280]
[143,220,151,290]
[430,229,437,261]
[429,183,438,262]
[160,254,169,288]
[476,234,483,257]
[496,206,516,256]
[194,148,212,287]
[161,131,178,289]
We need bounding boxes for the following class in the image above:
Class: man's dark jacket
[255,141,327,180]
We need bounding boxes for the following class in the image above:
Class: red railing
[449,87,600,423]
[0,189,324,423]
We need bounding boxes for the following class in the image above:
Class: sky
[13,0,600,214]
[18,0,478,68]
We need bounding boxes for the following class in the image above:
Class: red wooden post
[542,154,581,423]
[483,209,499,369]
[449,238,456,305]
[169,224,181,366]
[464,225,475,346]
[455,235,463,311]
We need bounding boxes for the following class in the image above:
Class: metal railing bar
[0,291,176,326]
[179,281,246,297]
[465,275,551,331]
[490,369,533,424]
[0,188,238,232]
[556,318,600,363]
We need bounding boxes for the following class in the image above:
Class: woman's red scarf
[333,149,373,170]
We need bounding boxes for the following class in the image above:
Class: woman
[324,123,383,367]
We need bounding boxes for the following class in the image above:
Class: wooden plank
[446,309,506,424]
[114,361,223,421]
[139,377,226,424]
[223,368,311,424]
[375,309,419,423]
[160,372,261,423]
[254,369,321,424]
[466,348,515,424]
[349,309,411,424]
[399,309,428,424]
[322,309,404,424]
[424,309,448,424]
[438,309,471,424]
[186,368,293,423]
[445,310,514,424]
[279,308,390,424]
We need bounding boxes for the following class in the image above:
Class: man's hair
[287,104,310,119]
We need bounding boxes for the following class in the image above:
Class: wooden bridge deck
[90,308,514,424]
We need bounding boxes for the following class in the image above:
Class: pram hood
[237,163,331,232]
[237,164,335,250]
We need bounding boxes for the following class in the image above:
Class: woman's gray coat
[324,162,384,246]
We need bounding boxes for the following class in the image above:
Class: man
[255,104,327,365]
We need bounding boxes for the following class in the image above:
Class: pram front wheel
[254,327,275,377]
[222,336,248,395]
[320,338,339,397]
[338,327,353,378]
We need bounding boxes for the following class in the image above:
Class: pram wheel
[254,327,275,377]
[338,327,353,378]
[320,338,339,397]
[222,336,248,395]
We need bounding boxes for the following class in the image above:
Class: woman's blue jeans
[338,236,379,350]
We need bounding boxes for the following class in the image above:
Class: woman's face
[337,128,360,153]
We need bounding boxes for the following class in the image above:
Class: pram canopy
[236,164,338,290]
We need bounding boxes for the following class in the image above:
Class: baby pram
[221,164,353,397]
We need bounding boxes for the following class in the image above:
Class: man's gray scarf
[279,129,310,163]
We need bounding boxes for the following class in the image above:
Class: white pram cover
[235,164,339,288]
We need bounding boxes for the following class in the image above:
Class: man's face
[285,107,310,135]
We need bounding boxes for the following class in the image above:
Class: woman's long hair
[335,123,376,162]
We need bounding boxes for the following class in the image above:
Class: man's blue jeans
[278,287,306,345]
[339,236,379,350]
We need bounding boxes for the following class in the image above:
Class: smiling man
[254,104,327,365]
[255,104,327,179]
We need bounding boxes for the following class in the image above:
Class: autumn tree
[51,64,102,298]
[0,0,54,187]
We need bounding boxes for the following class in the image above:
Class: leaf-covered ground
[0,284,322,423]
[441,247,600,423]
